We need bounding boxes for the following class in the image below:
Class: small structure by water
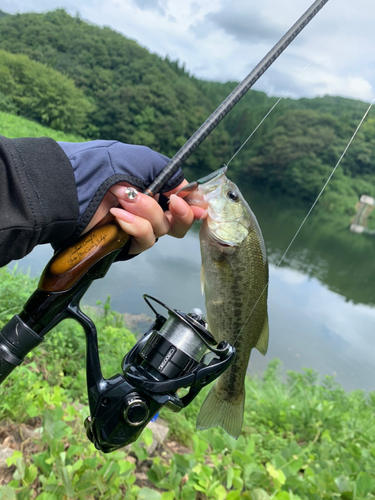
[350,195,375,235]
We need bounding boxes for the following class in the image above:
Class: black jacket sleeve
[0,135,79,268]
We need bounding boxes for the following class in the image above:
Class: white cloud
[191,2,282,44]
[294,69,374,101]
[130,0,168,15]
[270,265,309,285]
[1,0,375,101]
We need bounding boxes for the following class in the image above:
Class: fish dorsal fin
[255,314,269,355]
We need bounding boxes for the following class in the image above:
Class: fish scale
[181,169,269,439]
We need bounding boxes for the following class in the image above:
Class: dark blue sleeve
[58,140,184,239]
[0,136,79,267]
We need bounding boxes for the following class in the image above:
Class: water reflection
[8,187,375,392]
[247,184,375,307]
[262,264,375,392]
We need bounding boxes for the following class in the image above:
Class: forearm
[0,135,79,267]
[0,136,186,267]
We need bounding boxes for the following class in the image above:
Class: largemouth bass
[180,167,269,439]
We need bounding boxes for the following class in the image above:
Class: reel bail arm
[83,295,236,453]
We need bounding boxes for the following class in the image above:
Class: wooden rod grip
[38,221,130,292]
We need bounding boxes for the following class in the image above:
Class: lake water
[8,183,375,393]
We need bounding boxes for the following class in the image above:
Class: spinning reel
[85,295,235,452]
[0,231,235,452]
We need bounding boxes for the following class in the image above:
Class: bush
[0,49,94,134]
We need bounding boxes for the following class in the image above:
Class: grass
[0,267,375,499]
[0,111,84,141]
[0,112,374,498]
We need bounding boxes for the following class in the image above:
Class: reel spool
[85,295,236,452]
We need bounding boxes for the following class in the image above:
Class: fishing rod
[0,0,329,453]
[147,0,329,195]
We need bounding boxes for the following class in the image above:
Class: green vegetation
[0,9,374,219]
[0,49,94,134]
[0,9,231,170]
[1,268,375,499]
[0,111,84,141]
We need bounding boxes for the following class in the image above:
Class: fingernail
[110,207,136,223]
[170,194,189,217]
[124,187,139,201]
[200,209,208,220]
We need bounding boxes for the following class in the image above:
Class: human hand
[83,180,205,256]
[57,140,207,255]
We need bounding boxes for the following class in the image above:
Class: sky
[1,0,374,102]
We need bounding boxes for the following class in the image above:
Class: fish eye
[227,190,239,202]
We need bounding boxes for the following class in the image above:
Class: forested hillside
[0,49,93,133]
[0,9,374,213]
[0,9,232,172]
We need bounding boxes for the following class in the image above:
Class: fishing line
[273,98,375,269]
[233,97,375,347]
[226,95,284,168]
[226,65,310,168]
[226,14,341,170]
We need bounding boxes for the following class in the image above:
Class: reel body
[0,248,235,453]
[84,296,235,452]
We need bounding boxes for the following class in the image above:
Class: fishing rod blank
[147,0,329,196]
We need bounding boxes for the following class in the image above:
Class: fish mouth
[207,231,237,248]
[217,241,235,248]
[175,166,228,199]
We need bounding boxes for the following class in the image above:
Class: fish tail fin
[196,384,244,439]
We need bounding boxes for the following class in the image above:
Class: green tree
[0,9,231,170]
[0,8,374,216]
[0,49,94,134]
[245,109,344,201]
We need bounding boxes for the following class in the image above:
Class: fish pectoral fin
[200,263,205,295]
[255,314,269,356]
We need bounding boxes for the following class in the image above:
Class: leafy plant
[2,266,375,499]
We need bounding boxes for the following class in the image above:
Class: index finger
[163,180,189,197]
